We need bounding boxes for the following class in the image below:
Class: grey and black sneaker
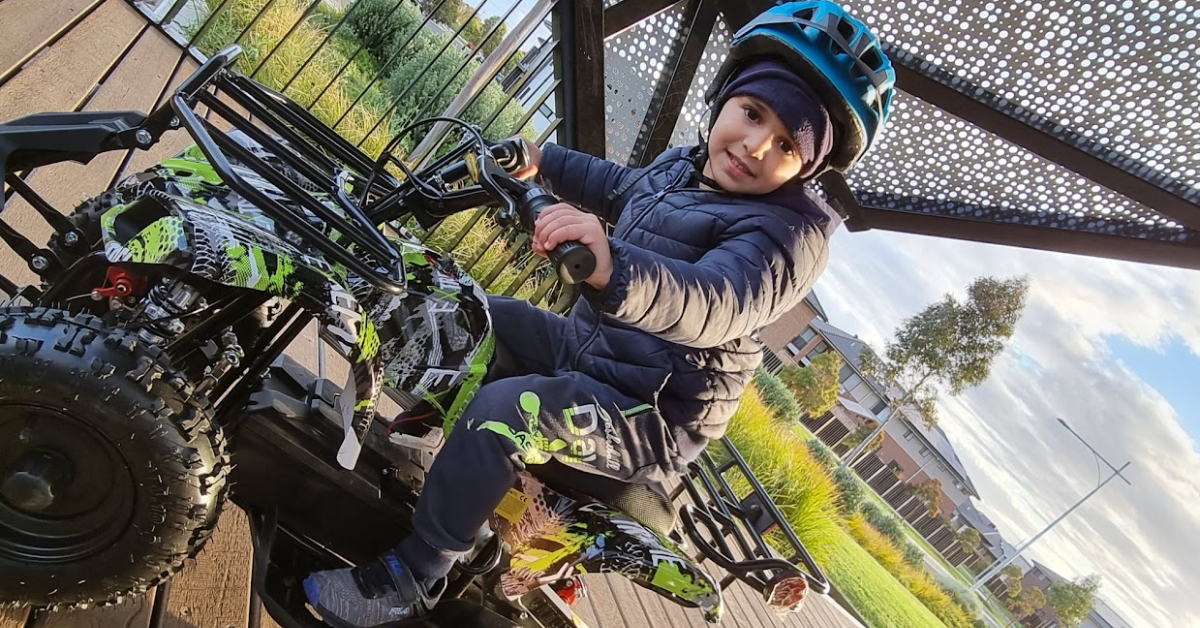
[303,552,446,628]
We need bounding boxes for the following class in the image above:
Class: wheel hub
[0,405,136,563]
[1,449,73,512]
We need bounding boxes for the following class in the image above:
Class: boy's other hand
[532,203,613,290]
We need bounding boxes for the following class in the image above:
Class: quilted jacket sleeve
[538,143,641,225]
[583,217,830,349]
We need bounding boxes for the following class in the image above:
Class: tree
[1046,575,1101,627]
[1001,563,1024,598]
[956,526,981,554]
[912,478,944,518]
[478,16,507,58]
[779,351,841,417]
[839,275,1030,468]
[1022,587,1047,615]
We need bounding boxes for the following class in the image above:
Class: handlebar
[423,138,597,285]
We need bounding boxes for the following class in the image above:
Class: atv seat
[534,460,677,535]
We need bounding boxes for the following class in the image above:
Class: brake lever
[466,151,525,222]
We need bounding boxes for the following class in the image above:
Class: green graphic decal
[356,317,380,362]
[620,403,653,417]
[158,157,223,188]
[125,216,188,264]
[225,243,299,295]
[478,391,569,465]
[443,332,494,436]
[651,561,718,600]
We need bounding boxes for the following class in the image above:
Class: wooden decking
[0,2,864,627]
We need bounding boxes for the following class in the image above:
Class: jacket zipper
[574,164,693,369]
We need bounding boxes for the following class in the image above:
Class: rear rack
[677,437,831,597]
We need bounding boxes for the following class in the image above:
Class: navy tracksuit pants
[397,296,682,581]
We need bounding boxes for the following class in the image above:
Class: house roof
[811,318,979,495]
[1089,598,1134,628]
[1031,559,1072,585]
[805,288,829,322]
[838,396,875,421]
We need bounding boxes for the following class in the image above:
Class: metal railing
[131,0,580,309]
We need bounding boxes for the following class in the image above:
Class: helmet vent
[792,7,816,20]
[836,17,856,41]
[861,47,883,72]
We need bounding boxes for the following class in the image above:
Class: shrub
[806,437,838,471]
[861,500,908,546]
[833,465,866,515]
[848,514,976,628]
[901,541,926,568]
[345,0,430,64]
[751,368,800,420]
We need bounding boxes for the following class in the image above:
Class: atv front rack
[0,44,427,298]
[166,46,409,294]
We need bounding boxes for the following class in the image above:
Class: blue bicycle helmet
[707,1,896,174]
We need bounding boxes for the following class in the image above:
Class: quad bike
[0,45,828,627]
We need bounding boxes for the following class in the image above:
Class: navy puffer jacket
[538,144,841,461]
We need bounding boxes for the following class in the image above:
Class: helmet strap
[690,139,725,192]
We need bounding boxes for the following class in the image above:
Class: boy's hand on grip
[533,203,612,290]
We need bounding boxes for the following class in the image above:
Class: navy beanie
[716,58,834,181]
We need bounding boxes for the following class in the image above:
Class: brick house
[758,296,982,564]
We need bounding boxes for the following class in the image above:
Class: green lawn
[820,526,952,628]
[793,424,1020,628]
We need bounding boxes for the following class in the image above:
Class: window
[871,398,889,415]
[792,328,817,347]
[803,341,828,362]
[839,363,854,381]
[937,463,947,472]
[903,429,915,441]
[842,373,864,391]
[918,446,930,458]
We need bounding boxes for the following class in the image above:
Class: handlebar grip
[518,187,596,285]
[548,241,596,285]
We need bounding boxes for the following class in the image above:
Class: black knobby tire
[0,308,230,609]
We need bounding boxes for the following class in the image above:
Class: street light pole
[967,419,1132,594]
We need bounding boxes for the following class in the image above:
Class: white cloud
[815,227,1200,628]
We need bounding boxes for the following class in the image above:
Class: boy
[305,2,895,625]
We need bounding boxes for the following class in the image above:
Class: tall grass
[192,0,396,156]
[723,388,843,549]
[723,388,953,628]
[721,387,995,627]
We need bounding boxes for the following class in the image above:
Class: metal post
[409,0,556,162]
[968,450,1132,593]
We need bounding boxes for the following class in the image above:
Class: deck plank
[0,606,29,628]
[0,0,144,122]
[0,0,103,81]
[37,593,153,628]
[579,575,631,628]
[159,507,254,628]
[0,26,184,288]
[119,56,203,178]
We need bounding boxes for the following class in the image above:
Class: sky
[813,228,1200,628]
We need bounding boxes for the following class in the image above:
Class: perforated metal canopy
[585,0,1200,269]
